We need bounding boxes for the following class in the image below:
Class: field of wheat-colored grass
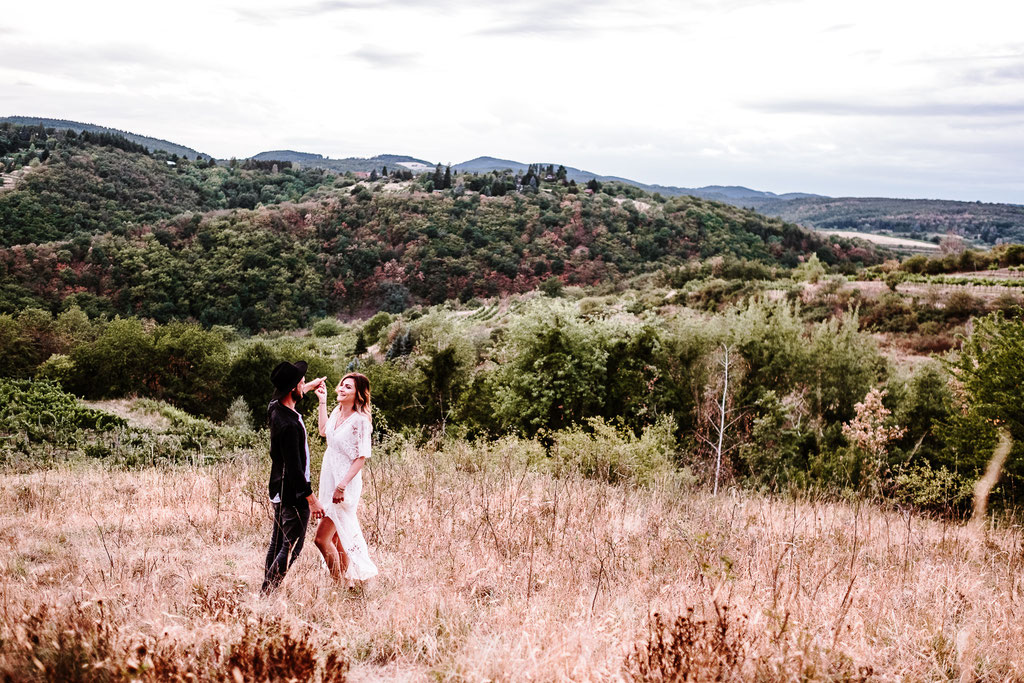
[3,439,1024,681]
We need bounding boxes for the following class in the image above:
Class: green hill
[0,123,336,246]
[250,150,433,174]
[0,116,210,159]
[754,195,1024,245]
[0,159,882,331]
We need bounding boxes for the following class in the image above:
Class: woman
[313,372,379,586]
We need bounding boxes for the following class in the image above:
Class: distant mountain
[450,157,820,204]
[756,196,1024,245]
[250,150,326,163]
[249,150,433,174]
[454,156,530,174]
[0,116,210,159]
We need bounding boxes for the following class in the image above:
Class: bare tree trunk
[714,345,730,495]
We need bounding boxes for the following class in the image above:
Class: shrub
[739,391,814,491]
[0,379,125,445]
[540,276,564,297]
[0,313,37,378]
[69,317,155,398]
[0,602,350,683]
[944,290,985,321]
[892,463,974,515]
[624,607,872,682]
[551,416,688,487]
[224,395,255,431]
[362,311,393,344]
[209,324,242,343]
[363,359,427,434]
[495,303,609,434]
[841,388,906,495]
[312,317,344,337]
[35,353,76,387]
[151,322,230,418]
[226,340,333,427]
[951,311,1024,440]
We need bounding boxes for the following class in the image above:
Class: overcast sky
[2,0,1022,202]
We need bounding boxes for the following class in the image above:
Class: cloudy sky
[2,0,1022,202]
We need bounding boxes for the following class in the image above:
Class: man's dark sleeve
[278,423,314,501]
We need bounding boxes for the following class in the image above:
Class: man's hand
[303,376,327,394]
[308,495,326,521]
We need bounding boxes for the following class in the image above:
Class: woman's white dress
[319,408,378,581]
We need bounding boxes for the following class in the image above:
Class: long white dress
[319,407,378,581]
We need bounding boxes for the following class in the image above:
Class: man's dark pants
[261,500,310,593]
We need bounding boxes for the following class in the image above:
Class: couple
[261,360,379,594]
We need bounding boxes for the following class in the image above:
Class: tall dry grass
[2,439,1024,681]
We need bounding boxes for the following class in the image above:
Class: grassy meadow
[3,435,1024,681]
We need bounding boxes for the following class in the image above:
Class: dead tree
[698,343,743,495]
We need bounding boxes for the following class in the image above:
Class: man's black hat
[270,360,307,400]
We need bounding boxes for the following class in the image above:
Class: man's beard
[291,387,304,403]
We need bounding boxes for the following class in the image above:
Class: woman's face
[336,378,357,407]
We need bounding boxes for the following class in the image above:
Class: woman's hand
[303,376,327,394]
[333,485,345,504]
[315,382,328,404]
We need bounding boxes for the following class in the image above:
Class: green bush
[362,359,426,434]
[69,317,155,398]
[0,313,36,378]
[312,317,343,337]
[495,302,609,435]
[362,311,393,345]
[739,391,813,491]
[226,340,334,427]
[151,322,230,418]
[551,415,689,487]
[35,354,76,387]
[0,379,125,446]
[892,463,974,515]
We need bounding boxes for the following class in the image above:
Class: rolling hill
[0,116,210,160]
[250,150,434,174]
[0,121,882,329]
[10,116,1023,244]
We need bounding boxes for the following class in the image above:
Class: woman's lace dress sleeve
[356,415,372,460]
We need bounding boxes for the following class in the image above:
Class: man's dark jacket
[267,400,313,504]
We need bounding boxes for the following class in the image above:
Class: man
[261,360,327,594]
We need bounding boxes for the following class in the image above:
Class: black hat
[270,360,307,400]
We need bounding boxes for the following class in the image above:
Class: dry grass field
[812,230,942,253]
[3,439,1024,681]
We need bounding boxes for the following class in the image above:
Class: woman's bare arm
[333,458,366,503]
[315,383,329,437]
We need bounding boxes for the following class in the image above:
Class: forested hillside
[0,187,876,330]
[0,116,209,159]
[0,123,336,247]
[749,195,1024,245]
[0,123,882,330]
